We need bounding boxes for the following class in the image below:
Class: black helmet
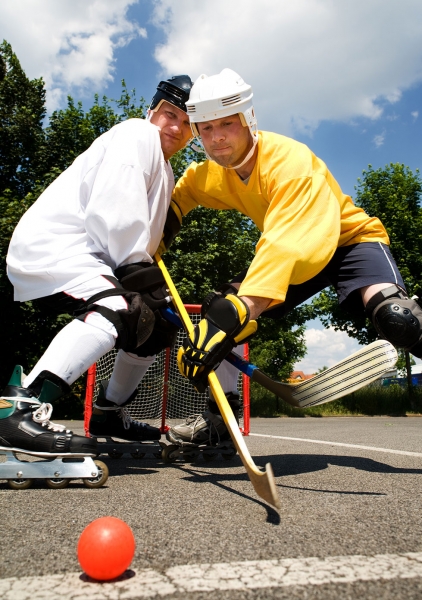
[150,75,193,113]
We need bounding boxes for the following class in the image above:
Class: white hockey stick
[238,340,397,408]
[155,254,281,511]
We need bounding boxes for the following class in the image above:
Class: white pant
[24,276,155,403]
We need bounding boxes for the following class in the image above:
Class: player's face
[197,114,253,168]
[150,101,192,160]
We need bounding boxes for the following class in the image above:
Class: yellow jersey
[173,131,389,305]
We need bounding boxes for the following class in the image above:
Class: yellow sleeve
[238,172,341,304]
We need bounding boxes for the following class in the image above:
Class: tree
[356,163,422,294]
[396,349,415,376]
[313,163,422,341]
[0,51,6,81]
[312,163,422,387]
[0,40,46,196]
[38,84,147,178]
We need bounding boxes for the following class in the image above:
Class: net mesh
[91,310,245,429]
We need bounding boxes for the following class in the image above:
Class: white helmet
[186,69,257,138]
[186,69,258,169]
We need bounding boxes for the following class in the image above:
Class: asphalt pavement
[0,416,421,599]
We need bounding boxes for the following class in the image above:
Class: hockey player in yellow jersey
[167,68,422,447]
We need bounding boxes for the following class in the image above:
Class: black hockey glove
[200,282,240,317]
[115,262,171,312]
[177,294,257,393]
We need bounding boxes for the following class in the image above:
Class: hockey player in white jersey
[1,75,193,456]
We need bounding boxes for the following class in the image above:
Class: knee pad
[131,311,179,357]
[366,285,422,357]
[78,290,156,352]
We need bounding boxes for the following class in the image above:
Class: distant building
[288,370,316,384]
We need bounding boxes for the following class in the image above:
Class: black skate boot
[162,391,239,462]
[89,381,161,442]
[0,366,97,455]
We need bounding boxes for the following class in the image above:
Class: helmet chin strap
[225,133,258,170]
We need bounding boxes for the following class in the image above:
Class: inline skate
[0,366,108,489]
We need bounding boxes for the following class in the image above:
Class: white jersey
[7,118,174,301]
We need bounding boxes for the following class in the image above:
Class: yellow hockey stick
[155,254,280,510]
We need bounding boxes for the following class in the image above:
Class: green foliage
[251,383,422,417]
[170,144,206,182]
[396,348,415,375]
[39,84,147,177]
[356,163,422,294]
[0,40,46,196]
[0,51,6,81]
[312,163,422,345]
[165,208,260,300]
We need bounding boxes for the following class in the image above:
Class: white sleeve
[84,121,166,269]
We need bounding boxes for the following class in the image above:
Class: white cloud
[411,110,419,120]
[151,0,422,136]
[0,0,146,110]
[294,327,362,374]
[373,131,386,148]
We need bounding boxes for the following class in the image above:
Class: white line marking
[249,433,422,457]
[1,553,422,598]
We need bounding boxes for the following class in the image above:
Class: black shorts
[232,242,405,319]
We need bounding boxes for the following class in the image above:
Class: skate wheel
[182,449,198,463]
[45,478,70,489]
[202,452,217,462]
[83,460,109,488]
[108,450,123,459]
[8,478,32,490]
[130,450,146,459]
[222,448,237,460]
[161,444,179,463]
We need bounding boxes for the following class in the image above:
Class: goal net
[84,305,250,435]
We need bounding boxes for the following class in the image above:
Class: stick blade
[248,462,281,510]
[293,340,398,408]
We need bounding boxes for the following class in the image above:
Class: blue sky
[2,0,422,371]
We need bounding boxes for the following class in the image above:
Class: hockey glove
[200,282,240,317]
[156,200,183,256]
[177,294,258,393]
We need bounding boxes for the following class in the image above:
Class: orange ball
[77,516,136,581]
